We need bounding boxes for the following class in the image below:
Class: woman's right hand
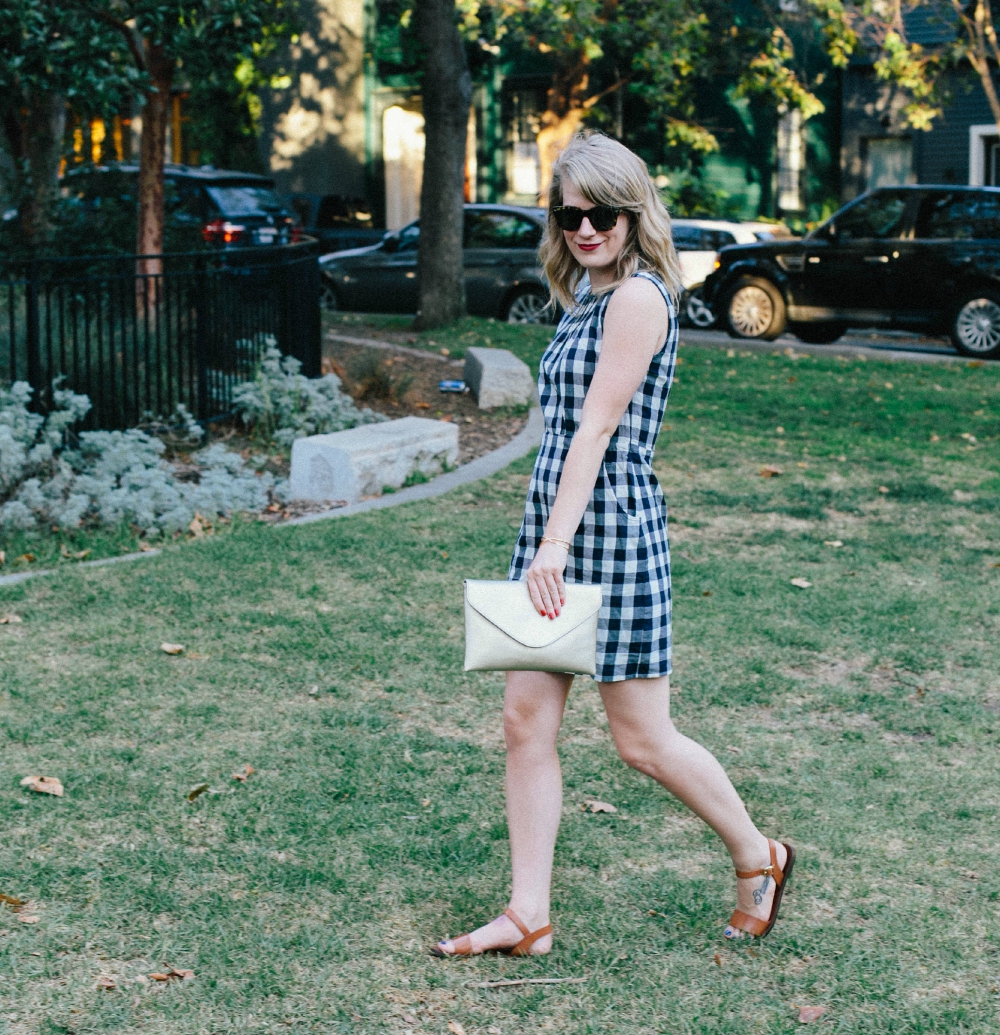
[526,542,568,619]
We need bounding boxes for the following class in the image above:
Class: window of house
[864,138,913,190]
[465,212,541,248]
[835,190,909,240]
[777,108,804,212]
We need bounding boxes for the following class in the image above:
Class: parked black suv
[62,163,299,250]
[702,185,1000,358]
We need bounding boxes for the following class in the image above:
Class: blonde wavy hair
[539,132,683,311]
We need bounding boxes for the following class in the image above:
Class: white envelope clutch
[463,579,603,675]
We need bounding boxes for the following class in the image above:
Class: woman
[433,133,794,958]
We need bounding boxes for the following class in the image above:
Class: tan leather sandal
[727,839,795,939]
[430,907,553,958]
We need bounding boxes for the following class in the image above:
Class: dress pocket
[605,456,640,519]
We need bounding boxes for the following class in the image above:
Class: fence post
[25,260,42,403]
[194,254,209,419]
[304,246,321,378]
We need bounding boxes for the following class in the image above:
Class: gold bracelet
[541,536,572,550]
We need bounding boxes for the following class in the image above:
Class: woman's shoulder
[608,272,670,310]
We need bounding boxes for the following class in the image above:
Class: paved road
[679,327,977,364]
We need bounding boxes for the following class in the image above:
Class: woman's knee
[503,697,558,752]
[614,720,679,775]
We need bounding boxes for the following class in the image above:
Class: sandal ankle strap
[734,839,785,885]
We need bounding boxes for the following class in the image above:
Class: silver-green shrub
[233,345,385,447]
[0,384,274,534]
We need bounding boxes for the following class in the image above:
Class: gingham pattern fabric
[509,270,678,682]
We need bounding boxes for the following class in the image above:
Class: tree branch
[76,3,147,71]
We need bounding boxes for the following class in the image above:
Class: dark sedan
[702,185,1000,358]
[319,204,552,322]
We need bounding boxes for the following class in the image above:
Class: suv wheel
[952,292,1000,358]
[685,288,716,328]
[724,277,786,340]
[791,322,846,345]
[505,288,550,324]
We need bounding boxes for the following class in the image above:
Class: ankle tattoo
[752,874,771,906]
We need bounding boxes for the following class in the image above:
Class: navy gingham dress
[509,270,678,682]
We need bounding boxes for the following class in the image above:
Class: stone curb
[680,329,973,365]
[0,549,161,589]
[326,332,465,366]
[0,407,543,589]
[281,404,543,526]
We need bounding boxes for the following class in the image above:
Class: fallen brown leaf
[18,914,41,924]
[415,401,430,409]
[16,552,35,563]
[877,486,889,494]
[149,973,171,982]
[148,967,195,982]
[232,765,254,783]
[139,541,156,552]
[60,544,90,560]
[582,800,617,814]
[714,952,723,966]
[823,540,843,548]
[759,466,783,478]
[447,1022,467,1035]
[0,549,5,566]
[0,614,23,624]
[790,578,812,589]
[0,893,24,908]
[401,1014,417,1024]
[186,783,209,801]
[20,775,64,796]
[160,642,185,655]
[96,975,117,991]
[798,1005,827,1024]
[188,513,211,537]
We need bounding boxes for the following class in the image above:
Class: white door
[383,105,425,231]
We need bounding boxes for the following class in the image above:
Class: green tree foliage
[89,0,297,264]
[0,1,137,248]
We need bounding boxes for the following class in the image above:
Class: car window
[672,226,705,251]
[465,212,542,248]
[396,223,421,252]
[915,191,1000,239]
[835,191,909,240]
[205,186,288,218]
[706,230,736,250]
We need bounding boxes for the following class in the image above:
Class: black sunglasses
[551,205,625,232]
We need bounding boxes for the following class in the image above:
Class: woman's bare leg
[435,670,571,955]
[600,676,785,937]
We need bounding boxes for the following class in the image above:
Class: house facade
[255,0,842,229]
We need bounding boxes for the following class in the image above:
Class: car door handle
[863,255,890,263]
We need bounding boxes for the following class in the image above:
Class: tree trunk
[1,91,66,253]
[136,45,174,285]
[414,0,472,329]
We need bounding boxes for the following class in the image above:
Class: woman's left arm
[526,277,669,618]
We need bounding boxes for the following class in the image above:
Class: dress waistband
[543,428,652,465]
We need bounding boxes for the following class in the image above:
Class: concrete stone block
[289,417,458,504]
[463,347,536,409]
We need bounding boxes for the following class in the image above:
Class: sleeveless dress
[508,270,678,682]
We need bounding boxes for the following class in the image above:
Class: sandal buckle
[762,865,774,876]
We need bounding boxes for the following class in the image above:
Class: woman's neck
[586,263,617,293]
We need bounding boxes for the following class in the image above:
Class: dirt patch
[323,339,529,464]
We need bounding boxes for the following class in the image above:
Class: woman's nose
[578,217,597,236]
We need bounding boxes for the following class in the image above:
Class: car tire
[951,291,1000,359]
[723,276,786,340]
[319,277,339,312]
[791,322,846,345]
[685,287,716,329]
[504,287,551,324]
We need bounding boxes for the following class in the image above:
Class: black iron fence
[0,240,320,430]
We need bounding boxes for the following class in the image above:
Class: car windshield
[206,186,288,218]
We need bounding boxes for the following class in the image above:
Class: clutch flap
[464,580,602,649]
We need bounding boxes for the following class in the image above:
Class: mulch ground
[322,338,530,465]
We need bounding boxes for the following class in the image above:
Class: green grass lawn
[2,339,1000,1034]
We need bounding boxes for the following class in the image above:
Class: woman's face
[560,181,630,277]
